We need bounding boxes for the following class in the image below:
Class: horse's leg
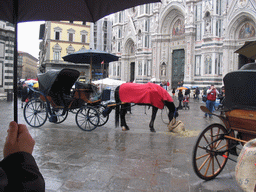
[149,106,158,132]
[120,103,129,131]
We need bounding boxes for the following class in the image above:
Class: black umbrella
[0,0,161,122]
[63,49,119,80]
[235,41,256,60]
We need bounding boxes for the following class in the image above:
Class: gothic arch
[159,4,185,34]
[226,12,256,40]
[124,38,135,56]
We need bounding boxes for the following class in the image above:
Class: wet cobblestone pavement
[0,96,243,192]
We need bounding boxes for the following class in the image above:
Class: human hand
[4,121,35,158]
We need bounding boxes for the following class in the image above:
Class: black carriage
[192,63,256,180]
[23,68,109,131]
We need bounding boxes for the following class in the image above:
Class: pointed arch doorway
[125,39,136,82]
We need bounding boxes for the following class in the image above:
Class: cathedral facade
[110,0,256,88]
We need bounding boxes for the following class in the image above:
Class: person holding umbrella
[0,121,45,191]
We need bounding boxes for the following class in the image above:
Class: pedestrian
[172,88,175,97]
[183,93,190,110]
[167,81,170,90]
[177,81,181,88]
[0,121,45,191]
[204,84,219,118]
[163,81,167,90]
[178,90,183,109]
[180,80,184,87]
[195,87,200,100]
[21,83,29,108]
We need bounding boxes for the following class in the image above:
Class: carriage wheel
[23,99,48,128]
[161,106,169,125]
[192,123,229,181]
[94,104,109,126]
[75,106,99,131]
[51,108,68,124]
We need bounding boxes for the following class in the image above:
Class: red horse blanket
[119,82,173,109]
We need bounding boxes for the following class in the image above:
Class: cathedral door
[130,62,135,82]
[172,49,185,88]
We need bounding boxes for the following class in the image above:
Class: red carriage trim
[119,82,173,109]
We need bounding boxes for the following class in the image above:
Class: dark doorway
[238,54,255,69]
[172,49,185,88]
[130,62,135,82]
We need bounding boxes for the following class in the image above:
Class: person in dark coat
[178,90,183,109]
[0,121,45,191]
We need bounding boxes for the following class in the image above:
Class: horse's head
[164,101,179,122]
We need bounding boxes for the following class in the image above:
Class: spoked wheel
[75,106,99,131]
[161,106,169,125]
[51,107,68,124]
[23,99,48,127]
[94,104,109,126]
[192,123,229,181]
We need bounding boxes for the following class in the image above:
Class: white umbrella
[25,79,38,84]
[93,78,125,86]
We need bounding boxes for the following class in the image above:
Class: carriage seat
[223,66,256,111]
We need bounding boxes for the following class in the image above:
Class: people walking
[204,84,219,118]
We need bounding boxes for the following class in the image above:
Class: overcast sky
[17,21,44,59]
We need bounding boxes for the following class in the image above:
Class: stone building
[0,20,15,94]
[18,51,38,80]
[39,21,91,80]
[89,17,113,79]
[110,0,256,88]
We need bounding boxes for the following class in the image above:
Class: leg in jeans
[205,100,212,117]
[208,100,215,118]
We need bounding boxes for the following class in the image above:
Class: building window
[54,51,60,61]
[67,28,75,42]
[195,55,201,76]
[54,27,62,40]
[69,33,73,42]
[196,24,202,41]
[145,19,150,32]
[118,12,123,23]
[66,45,75,55]
[205,55,212,74]
[216,20,222,37]
[55,31,60,40]
[147,60,151,76]
[217,54,223,75]
[144,35,149,48]
[53,44,62,61]
[145,4,150,14]
[117,62,121,76]
[140,4,150,15]
[80,30,88,43]
[118,42,121,52]
[138,61,142,75]
[216,0,222,15]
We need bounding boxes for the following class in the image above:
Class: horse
[115,82,178,132]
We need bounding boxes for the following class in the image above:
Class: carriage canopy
[37,68,80,96]
[223,63,256,111]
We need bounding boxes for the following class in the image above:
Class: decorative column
[184,1,196,86]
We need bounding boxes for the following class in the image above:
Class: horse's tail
[115,86,120,127]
